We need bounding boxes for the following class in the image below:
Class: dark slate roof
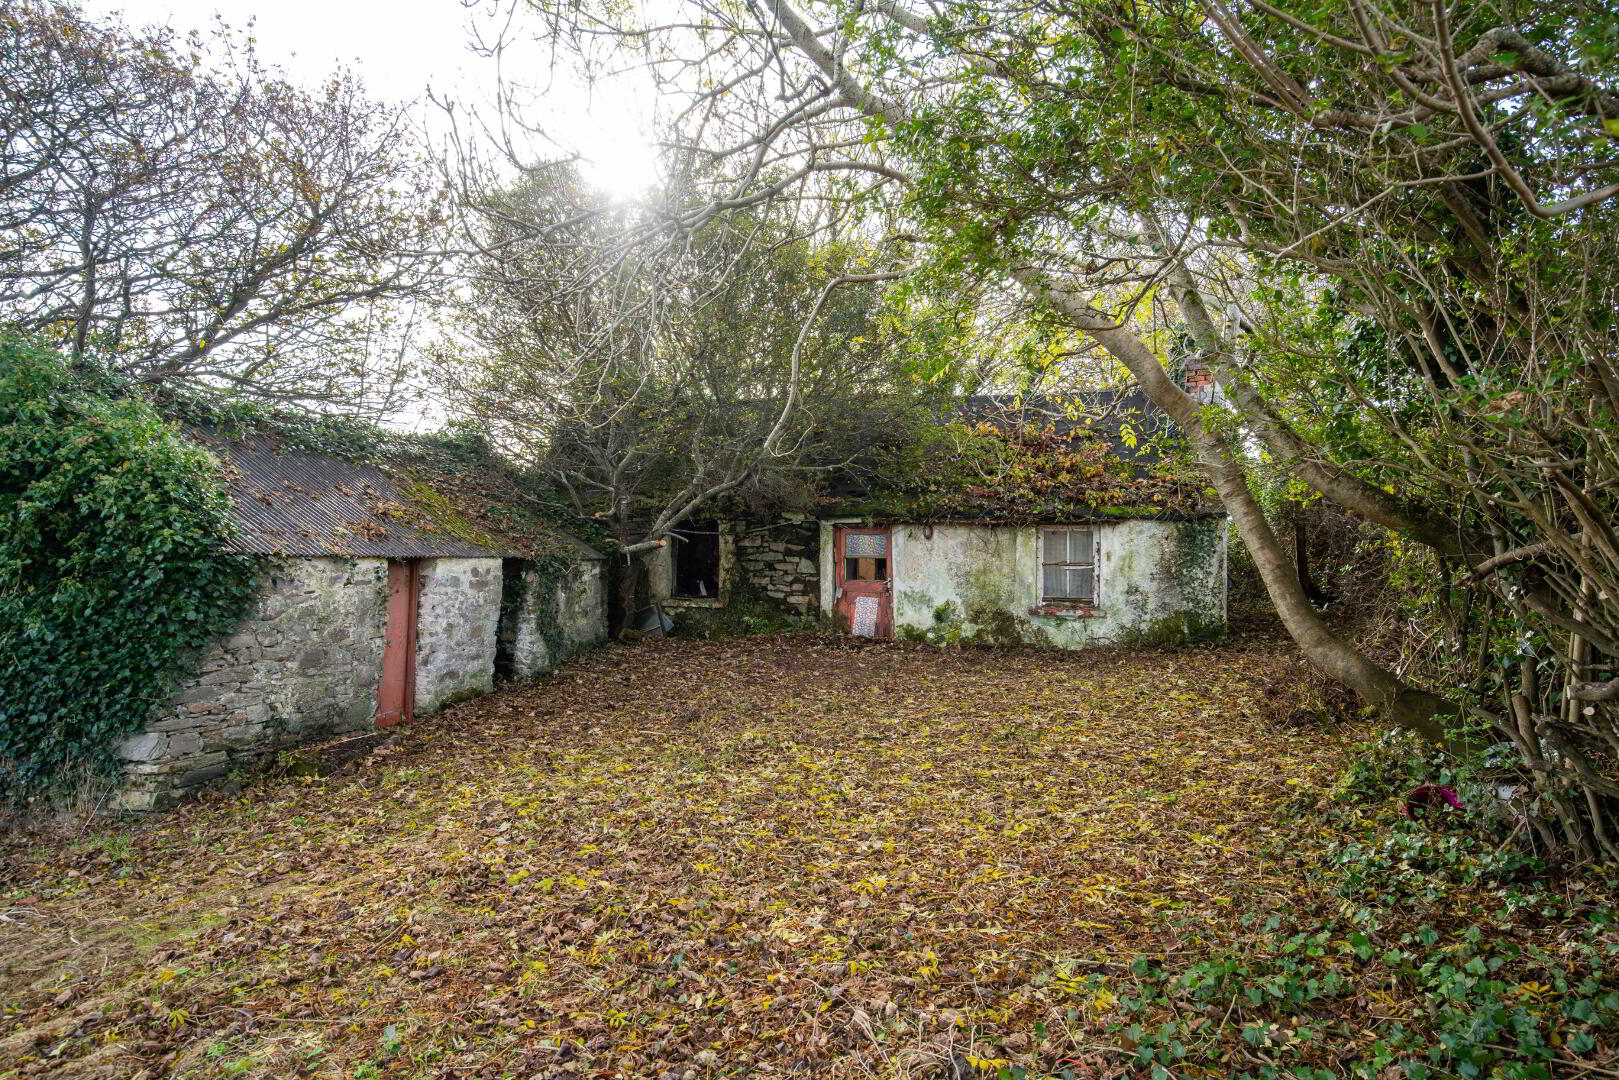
[194,431,510,558]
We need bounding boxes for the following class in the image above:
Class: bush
[0,335,261,800]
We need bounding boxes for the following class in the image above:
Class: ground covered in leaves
[2,636,1615,1079]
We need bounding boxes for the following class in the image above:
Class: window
[672,521,721,597]
[843,531,889,582]
[1041,527,1096,604]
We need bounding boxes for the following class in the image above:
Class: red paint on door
[834,526,893,639]
[376,560,421,728]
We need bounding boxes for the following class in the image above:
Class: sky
[81,0,663,199]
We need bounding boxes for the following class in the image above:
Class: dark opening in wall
[494,557,525,682]
[673,521,721,598]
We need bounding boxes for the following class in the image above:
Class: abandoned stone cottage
[649,390,1228,646]
[114,434,607,811]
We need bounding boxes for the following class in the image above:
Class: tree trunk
[609,551,649,638]
[1013,268,1461,746]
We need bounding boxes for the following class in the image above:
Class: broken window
[843,531,888,583]
[672,521,721,598]
[1041,527,1096,604]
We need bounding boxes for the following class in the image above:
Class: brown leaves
[0,635,1356,1078]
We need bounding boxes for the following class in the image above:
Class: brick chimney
[1181,362,1216,403]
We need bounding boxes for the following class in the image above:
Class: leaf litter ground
[0,635,1573,1078]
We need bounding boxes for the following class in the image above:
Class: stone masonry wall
[414,557,504,712]
[733,514,819,612]
[511,558,609,680]
[116,557,390,812]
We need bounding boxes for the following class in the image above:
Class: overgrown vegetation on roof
[164,388,606,560]
[842,418,1212,522]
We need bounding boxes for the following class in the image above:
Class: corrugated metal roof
[194,431,511,558]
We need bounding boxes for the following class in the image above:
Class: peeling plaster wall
[510,558,609,680]
[820,519,1227,648]
[116,557,390,811]
[414,557,504,712]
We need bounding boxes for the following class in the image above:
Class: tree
[0,0,444,414]
[495,0,1619,852]
[435,163,924,628]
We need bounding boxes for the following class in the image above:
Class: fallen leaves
[1,634,1362,1078]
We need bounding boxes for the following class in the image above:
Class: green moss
[1118,611,1226,647]
[394,477,509,551]
[964,603,1048,647]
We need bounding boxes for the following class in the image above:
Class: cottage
[649,388,1228,646]
[112,433,607,811]
[817,514,1225,645]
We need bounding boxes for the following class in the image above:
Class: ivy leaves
[0,335,262,799]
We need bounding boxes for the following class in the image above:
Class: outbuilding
[647,386,1228,646]
[817,513,1226,646]
[113,433,607,811]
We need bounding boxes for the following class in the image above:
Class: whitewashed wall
[819,519,1227,648]
[414,557,505,712]
[118,556,391,810]
[510,558,609,679]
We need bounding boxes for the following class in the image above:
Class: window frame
[1039,526,1099,608]
[670,521,723,599]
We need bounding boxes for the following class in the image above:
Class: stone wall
[116,557,390,812]
[733,514,819,612]
[510,557,609,680]
[414,557,504,712]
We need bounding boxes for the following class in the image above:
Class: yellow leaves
[11,637,1394,1076]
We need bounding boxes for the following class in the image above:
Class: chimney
[1181,362,1216,403]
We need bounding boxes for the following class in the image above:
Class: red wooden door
[834,526,893,638]
[376,560,421,728]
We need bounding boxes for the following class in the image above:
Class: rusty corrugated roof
[193,431,511,558]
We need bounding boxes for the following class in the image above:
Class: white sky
[81,0,663,198]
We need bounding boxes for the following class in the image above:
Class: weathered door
[834,526,893,638]
[376,559,421,728]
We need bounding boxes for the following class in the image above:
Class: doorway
[833,526,893,639]
[376,559,421,727]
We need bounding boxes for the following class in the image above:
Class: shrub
[0,335,261,800]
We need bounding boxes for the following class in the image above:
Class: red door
[376,559,421,728]
[834,526,893,638]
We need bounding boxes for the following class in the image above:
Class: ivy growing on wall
[0,335,263,800]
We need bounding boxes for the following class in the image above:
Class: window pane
[1042,563,1063,599]
[1067,566,1095,601]
[1070,529,1093,565]
[845,533,887,558]
[1043,530,1063,565]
